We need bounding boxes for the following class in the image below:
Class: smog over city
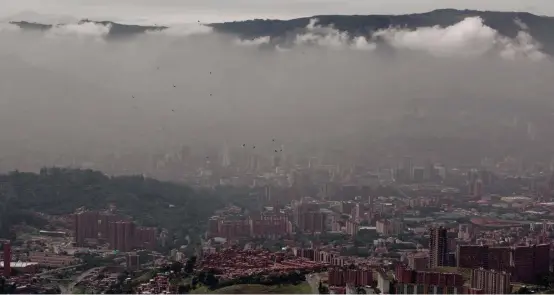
[3,1,554,294]
[2,1,554,173]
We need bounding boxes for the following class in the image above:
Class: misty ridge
[1,9,554,170]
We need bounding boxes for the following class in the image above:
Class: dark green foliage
[204,272,219,290]
[514,286,532,294]
[0,168,225,239]
[213,270,307,290]
[184,256,197,274]
[177,284,191,294]
[170,261,184,274]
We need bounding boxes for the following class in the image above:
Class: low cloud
[235,36,271,46]
[499,31,546,61]
[0,23,21,33]
[294,18,375,50]
[47,22,111,38]
[147,24,213,36]
[373,17,546,61]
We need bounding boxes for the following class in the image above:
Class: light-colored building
[376,219,404,236]
[28,252,78,268]
[471,268,511,294]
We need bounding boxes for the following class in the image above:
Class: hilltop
[9,9,554,54]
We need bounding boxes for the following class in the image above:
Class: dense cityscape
[2,134,554,294]
[3,1,554,294]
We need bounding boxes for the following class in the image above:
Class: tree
[170,261,184,274]
[185,256,197,274]
[515,286,532,294]
[0,168,227,248]
[191,276,199,288]
[177,284,191,294]
[205,272,219,290]
[318,281,329,294]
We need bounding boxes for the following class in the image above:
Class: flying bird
[173,85,176,88]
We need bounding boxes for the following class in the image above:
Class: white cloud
[235,36,270,46]
[149,24,213,36]
[295,18,375,50]
[374,17,497,57]
[514,18,529,31]
[47,22,111,38]
[352,36,377,51]
[499,31,547,61]
[373,16,547,61]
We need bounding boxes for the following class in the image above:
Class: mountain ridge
[7,9,554,53]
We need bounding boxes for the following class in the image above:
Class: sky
[1,0,551,24]
[1,0,554,171]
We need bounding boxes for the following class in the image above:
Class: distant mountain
[8,9,554,53]
[11,20,165,39]
[211,9,554,54]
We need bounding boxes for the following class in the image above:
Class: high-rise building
[249,154,259,172]
[403,156,414,181]
[135,227,158,250]
[413,167,425,182]
[457,245,489,269]
[221,142,231,167]
[98,213,121,241]
[328,267,373,287]
[429,226,448,268]
[457,244,549,284]
[109,221,136,252]
[264,185,272,202]
[376,219,404,236]
[473,179,483,197]
[299,211,326,234]
[471,268,511,294]
[2,241,11,277]
[74,211,100,247]
[395,265,464,294]
[345,219,359,237]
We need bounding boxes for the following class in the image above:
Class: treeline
[0,168,227,240]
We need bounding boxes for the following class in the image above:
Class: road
[67,267,105,293]
[37,264,85,277]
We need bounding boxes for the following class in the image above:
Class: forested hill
[0,168,225,240]
[211,9,554,54]
[9,10,554,54]
[212,9,553,40]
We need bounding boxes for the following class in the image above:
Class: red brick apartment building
[457,243,550,283]
[328,267,373,287]
[74,211,157,251]
[395,265,464,294]
[470,268,511,294]
[207,215,292,241]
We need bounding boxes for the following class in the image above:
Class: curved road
[67,267,104,294]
